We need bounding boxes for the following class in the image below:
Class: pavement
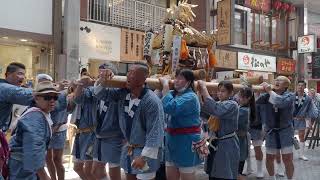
[62,138,320,180]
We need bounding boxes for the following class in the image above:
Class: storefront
[0,0,53,84]
[79,21,121,78]
[0,37,53,85]
[237,52,276,83]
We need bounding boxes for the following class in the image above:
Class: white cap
[36,74,53,82]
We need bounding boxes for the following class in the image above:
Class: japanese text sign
[277,58,296,75]
[238,52,276,72]
[298,35,316,54]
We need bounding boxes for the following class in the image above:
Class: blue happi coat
[9,109,52,180]
[89,87,123,164]
[72,86,97,160]
[293,93,318,118]
[202,97,240,179]
[49,90,69,150]
[94,85,164,175]
[162,89,202,167]
[238,106,249,161]
[256,91,295,149]
[0,79,33,131]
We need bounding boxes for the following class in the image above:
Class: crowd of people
[0,61,320,180]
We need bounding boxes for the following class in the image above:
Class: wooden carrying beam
[104,76,264,92]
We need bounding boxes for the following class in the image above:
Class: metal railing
[87,0,166,31]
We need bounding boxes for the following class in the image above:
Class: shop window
[234,9,247,45]
[252,14,271,46]
[232,5,251,49]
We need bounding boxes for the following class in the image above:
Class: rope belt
[127,144,144,156]
[208,132,236,151]
[75,126,94,134]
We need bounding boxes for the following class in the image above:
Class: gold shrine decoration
[217,0,234,46]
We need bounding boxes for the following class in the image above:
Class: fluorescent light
[20,39,28,42]
[2,36,8,39]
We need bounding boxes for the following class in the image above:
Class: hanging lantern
[281,3,290,12]
[273,0,282,11]
[289,3,296,13]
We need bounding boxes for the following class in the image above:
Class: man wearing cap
[94,62,164,180]
[256,76,295,180]
[9,81,59,180]
[292,81,318,161]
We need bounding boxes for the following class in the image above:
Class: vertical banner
[217,0,234,45]
[144,32,154,57]
[172,35,182,75]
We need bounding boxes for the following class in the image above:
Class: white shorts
[252,140,264,147]
[266,146,293,155]
[136,172,156,180]
[92,158,120,168]
[165,161,196,174]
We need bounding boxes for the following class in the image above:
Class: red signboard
[245,0,271,12]
[277,58,296,75]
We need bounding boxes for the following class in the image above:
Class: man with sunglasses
[9,81,60,180]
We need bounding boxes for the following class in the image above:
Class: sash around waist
[96,132,123,139]
[266,125,292,134]
[165,126,201,135]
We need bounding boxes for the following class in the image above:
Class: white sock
[257,160,263,170]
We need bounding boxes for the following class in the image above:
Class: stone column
[63,0,80,80]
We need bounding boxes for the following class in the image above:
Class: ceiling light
[2,37,8,39]
[20,39,28,42]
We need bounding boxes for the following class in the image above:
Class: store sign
[217,0,234,45]
[244,0,271,12]
[298,35,316,54]
[238,52,276,72]
[215,49,237,69]
[121,29,145,61]
[277,58,296,75]
[79,21,121,61]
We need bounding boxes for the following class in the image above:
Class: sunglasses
[39,95,59,101]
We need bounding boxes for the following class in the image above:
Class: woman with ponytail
[237,87,255,180]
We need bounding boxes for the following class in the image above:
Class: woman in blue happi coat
[9,81,59,180]
[159,69,204,180]
[198,80,240,180]
[236,87,255,180]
